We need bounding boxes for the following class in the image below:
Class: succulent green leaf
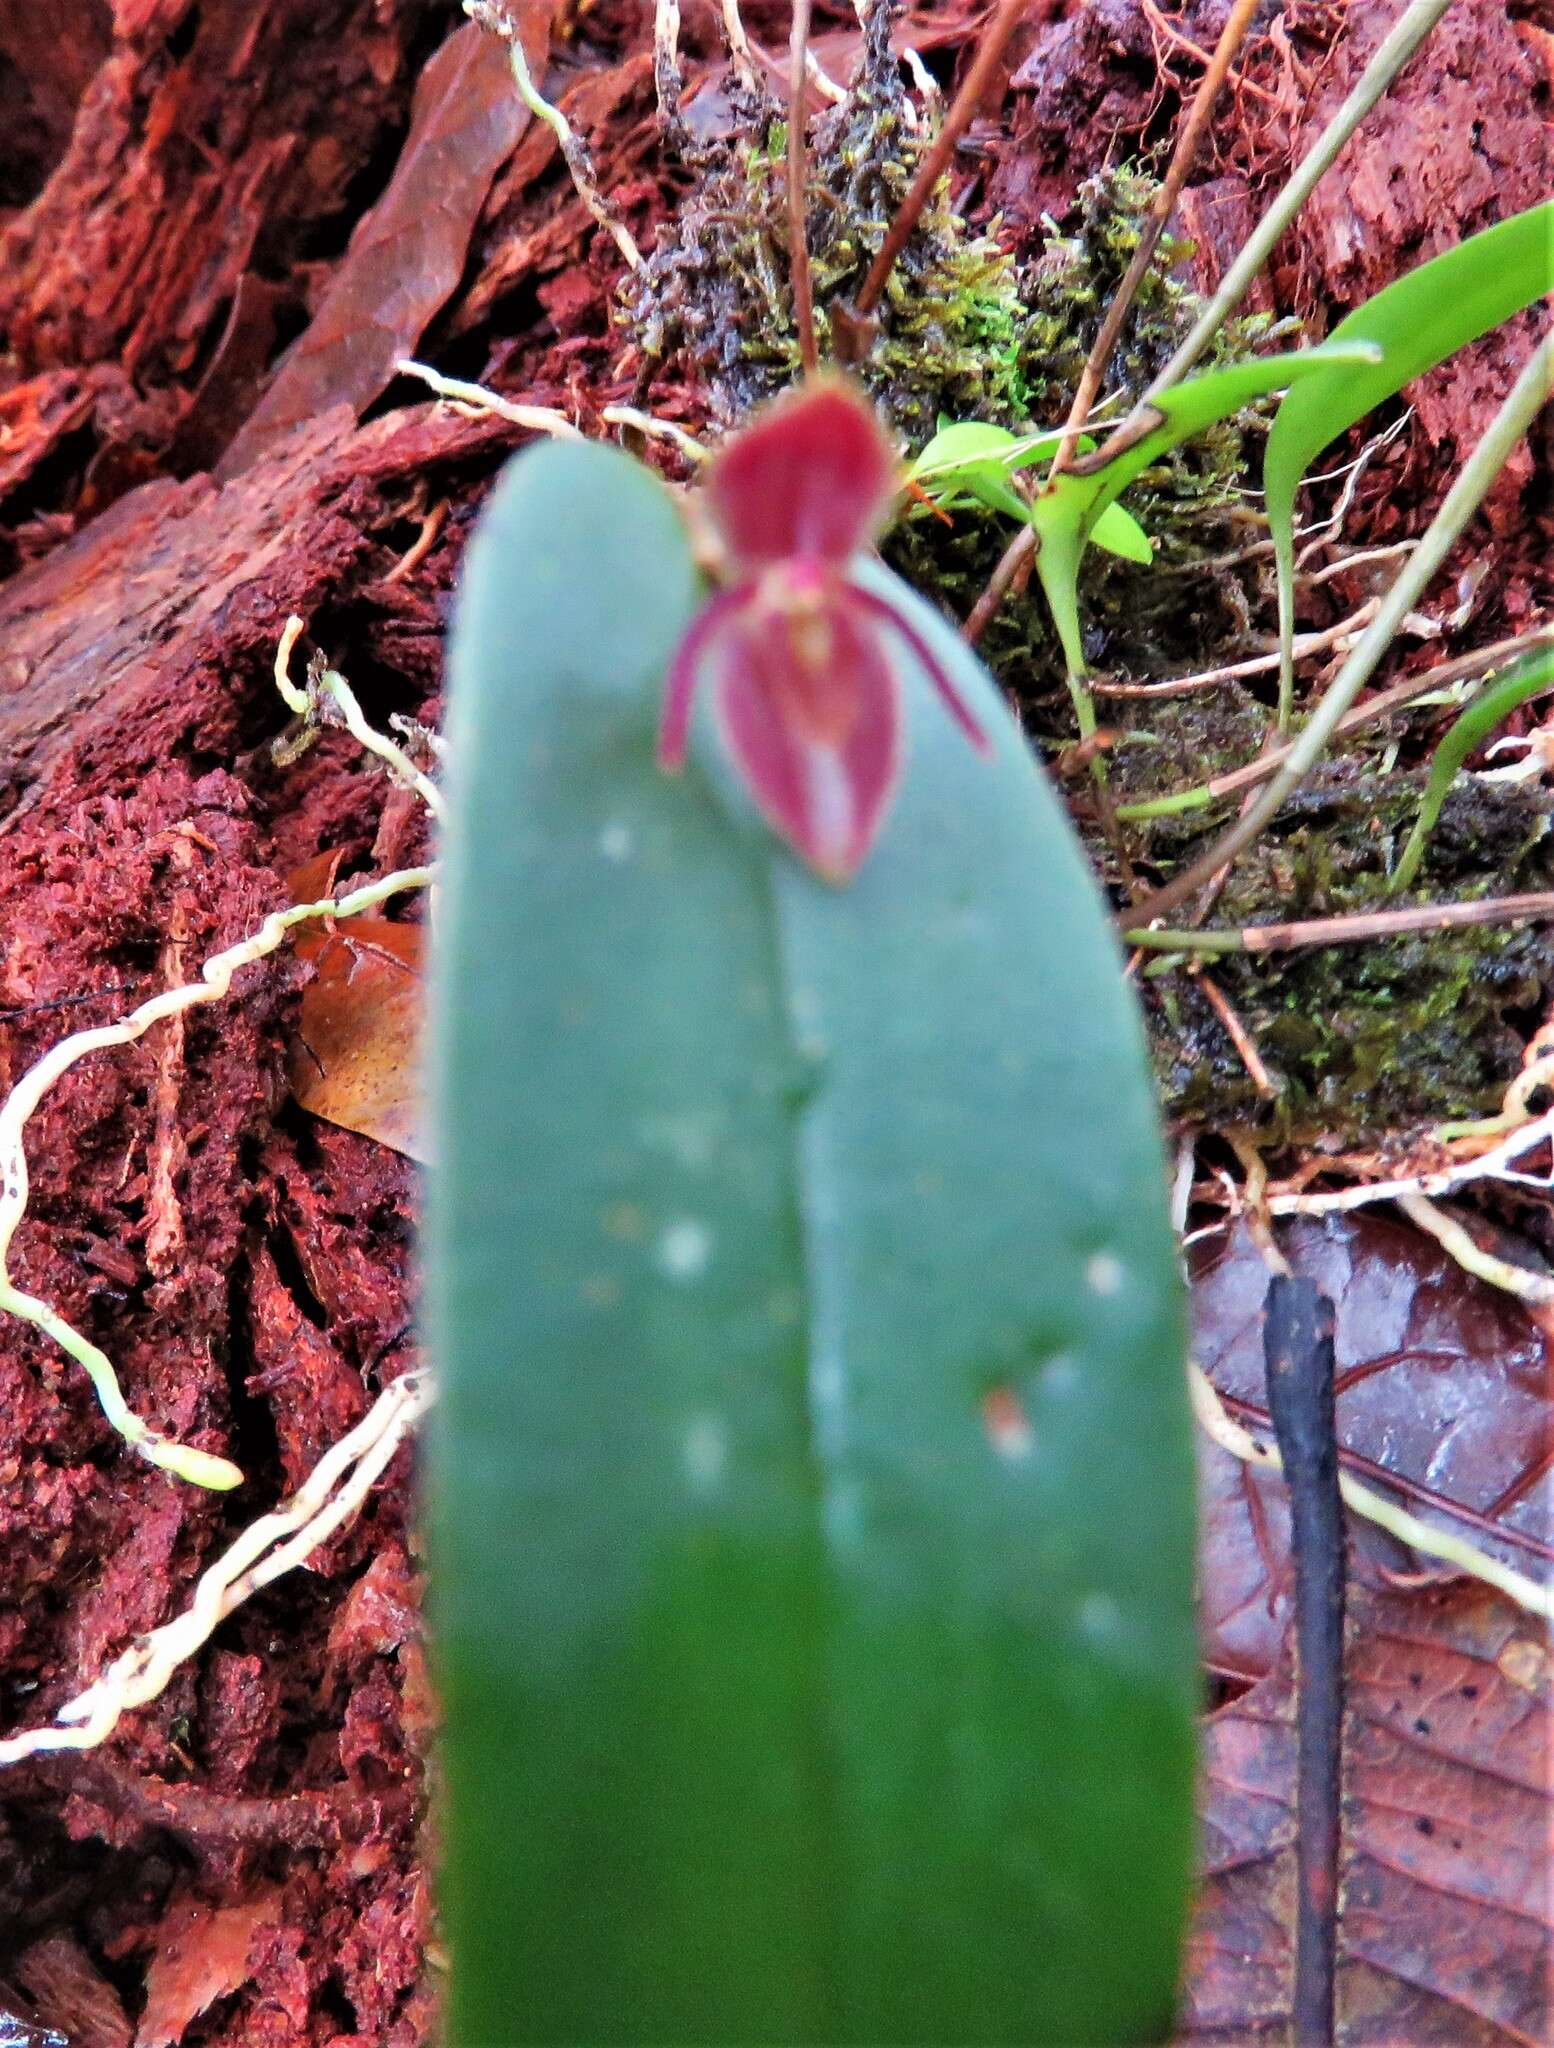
[1029,342,1382,678]
[1266,201,1554,724]
[428,439,1197,2046]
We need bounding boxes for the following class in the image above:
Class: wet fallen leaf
[1176,1581,1551,2045]
[287,853,425,1163]
[217,3,554,482]
[135,1889,281,2048]
[1193,1214,1553,1679]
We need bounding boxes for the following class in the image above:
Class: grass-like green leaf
[1028,343,1382,681]
[1390,643,1554,892]
[1266,201,1554,727]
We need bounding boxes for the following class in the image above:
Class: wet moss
[1136,752,1554,1139]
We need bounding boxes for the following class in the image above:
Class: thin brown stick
[1091,605,1377,699]
[1120,628,1554,813]
[787,0,819,375]
[1046,0,1261,489]
[966,0,1260,638]
[1128,890,1554,957]
[1197,972,1278,1097]
[840,0,1028,342]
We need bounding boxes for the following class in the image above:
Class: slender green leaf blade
[1266,201,1554,716]
[1030,343,1380,675]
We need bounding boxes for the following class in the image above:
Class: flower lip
[705,377,899,572]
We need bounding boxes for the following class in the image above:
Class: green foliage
[908,419,1154,563]
[1264,200,1554,726]
[1029,343,1380,681]
[427,438,1198,2044]
[1390,645,1554,893]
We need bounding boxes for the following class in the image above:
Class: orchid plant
[429,372,1195,2043]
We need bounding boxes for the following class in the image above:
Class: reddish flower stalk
[659,381,989,879]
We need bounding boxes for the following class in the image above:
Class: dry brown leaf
[216,3,554,483]
[1193,1215,1552,1679]
[135,1889,281,2048]
[287,853,425,1162]
[1176,1582,1551,2045]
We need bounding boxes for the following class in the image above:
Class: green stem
[1123,328,1554,928]
[1389,647,1554,892]
[1116,784,1216,822]
[1146,0,1454,396]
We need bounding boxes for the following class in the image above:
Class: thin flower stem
[1122,330,1554,927]
[1146,0,1454,397]
[787,0,819,375]
[845,0,1028,332]
[1044,0,1261,489]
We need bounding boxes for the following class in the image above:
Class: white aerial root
[599,404,708,462]
[395,358,582,441]
[274,614,445,820]
[0,621,443,1766]
[0,618,437,1490]
[1188,1363,1551,1619]
[1266,1101,1554,1218]
[0,1369,435,1765]
[465,0,644,272]
[0,861,433,1489]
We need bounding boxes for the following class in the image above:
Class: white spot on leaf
[658,1218,713,1281]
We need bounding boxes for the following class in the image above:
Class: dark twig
[834,0,1029,359]
[1262,1275,1344,2047]
[787,0,819,375]
[0,987,135,1025]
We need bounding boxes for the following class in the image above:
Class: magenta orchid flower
[658,380,990,880]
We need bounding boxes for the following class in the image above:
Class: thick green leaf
[1266,201,1554,721]
[427,440,1196,2045]
[1029,342,1381,678]
[909,419,1153,562]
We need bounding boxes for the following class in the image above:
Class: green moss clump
[1127,723,1554,1138]
[625,12,1031,437]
